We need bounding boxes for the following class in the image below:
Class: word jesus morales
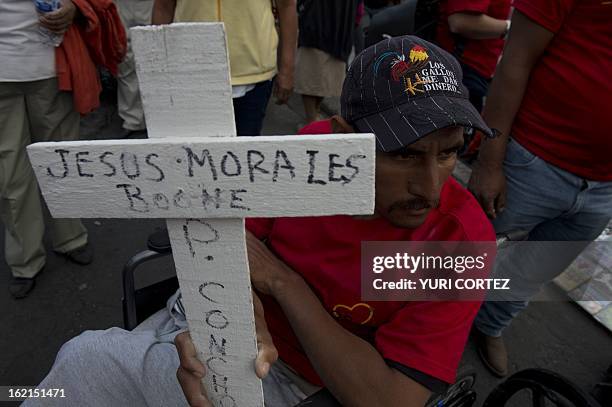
[43,146,366,213]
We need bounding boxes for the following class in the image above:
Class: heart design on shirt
[332,302,374,325]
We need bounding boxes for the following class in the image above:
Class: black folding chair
[122,228,176,330]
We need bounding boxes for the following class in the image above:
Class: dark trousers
[461,63,490,113]
[233,80,274,137]
[459,63,490,154]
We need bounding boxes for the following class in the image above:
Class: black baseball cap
[341,35,493,152]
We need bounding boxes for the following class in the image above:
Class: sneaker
[59,242,94,265]
[474,329,509,377]
[9,276,36,299]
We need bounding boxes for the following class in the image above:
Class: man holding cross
[27,36,494,407]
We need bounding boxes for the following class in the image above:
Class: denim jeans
[475,138,612,337]
[233,80,273,137]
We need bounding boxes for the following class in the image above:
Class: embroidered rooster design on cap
[373,45,431,96]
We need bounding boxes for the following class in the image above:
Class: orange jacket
[56,0,127,114]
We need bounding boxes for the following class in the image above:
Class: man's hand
[246,231,297,296]
[467,11,556,220]
[175,292,277,406]
[252,290,279,378]
[273,71,293,105]
[274,0,297,105]
[39,0,77,35]
[468,160,506,219]
[175,332,210,407]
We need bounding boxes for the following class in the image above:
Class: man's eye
[439,149,459,160]
[395,152,420,160]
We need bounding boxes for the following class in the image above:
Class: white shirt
[0,0,56,81]
[231,84,256,99]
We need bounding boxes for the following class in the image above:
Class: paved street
[1,90,611,406]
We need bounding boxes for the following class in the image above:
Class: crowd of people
[1,0,611,406]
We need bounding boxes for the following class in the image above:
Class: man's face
[374,126,464,229]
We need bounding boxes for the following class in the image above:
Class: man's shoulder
[437,177,495,241]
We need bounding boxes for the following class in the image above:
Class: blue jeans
[475,138,612,337]
[233,80,273,137]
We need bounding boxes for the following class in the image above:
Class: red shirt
[436,0,511,78]
[511,0,612,181]
[246,120,495,385]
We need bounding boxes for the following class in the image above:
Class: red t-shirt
[436,0,511,78]
[511,0,612,181]
[246,120,495,386]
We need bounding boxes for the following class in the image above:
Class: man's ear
[330,115,355,134]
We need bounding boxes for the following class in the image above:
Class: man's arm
[152,0,176,24]
[468,11,555,217]
[247,234,431,407]
[274,274,431,406]
[448,12,509,39]
[273,0,297,104]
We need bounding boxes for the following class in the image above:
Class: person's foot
[118,128,148,139]
[474,329,508,377]
[9,276,36,299]
[58,242,94,265]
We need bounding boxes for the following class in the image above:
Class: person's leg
[0,82,47,282]
[27,300,309,407]
[475,216,610,377]
[30,329,311,407]
[116,0,152,132]
[24,325,187,406]
[479,180,612,336]
[25,78,88,254]
[484,138,570,235]
[477,144,612,336]
[458,64,488,158]
[232,80,274,137]
[475,240,597,338]
[460,63,488,113]
[302,94,323,124]
[294,47,344,127]
[263,361,311,407]
[472,138,578,375]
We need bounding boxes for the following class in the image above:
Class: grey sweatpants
[24,295,309,406]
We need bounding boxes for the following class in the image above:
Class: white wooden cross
[27,23,374,407]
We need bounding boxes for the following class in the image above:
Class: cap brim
[352,95,492,152]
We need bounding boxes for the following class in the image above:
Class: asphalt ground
[1,91,611,406]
